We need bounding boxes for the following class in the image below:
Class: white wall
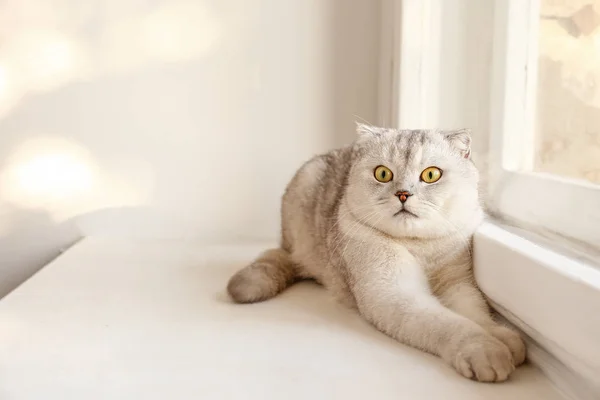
[0,0,382,297]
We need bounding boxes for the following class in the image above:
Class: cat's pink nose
[395,190,412,203]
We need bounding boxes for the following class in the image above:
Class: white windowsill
[474,222,600,400]
[0,237,563,399]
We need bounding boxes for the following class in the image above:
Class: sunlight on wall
[0,138,152,222]
[11,154,93,199]
[27,34,80,88]
[0,65,14,118]
[140,2,222,62]
[0,65,7,97]
[2,31,87,93]
[0,0,225,119]
[0,0,229,230]
[1,138,96,213]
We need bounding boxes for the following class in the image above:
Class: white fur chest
[397,235,471,273]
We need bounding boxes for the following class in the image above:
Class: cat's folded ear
[356,122,385,137]
[441,128,472,159]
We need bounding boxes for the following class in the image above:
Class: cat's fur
[227,125,526,382]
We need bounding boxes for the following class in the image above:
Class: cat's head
[344,124,483,239]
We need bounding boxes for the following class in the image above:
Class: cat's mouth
[393,208,418,218]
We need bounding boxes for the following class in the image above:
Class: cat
[227,124,526,382]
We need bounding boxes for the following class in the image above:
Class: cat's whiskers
[340,213,385,263]
[326,202,387,265]
[325,200,383,241]
[326,198,396,266]
[353,114,375,126]
[327,208,380,263]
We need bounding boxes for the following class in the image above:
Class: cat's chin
[377,217,468,240]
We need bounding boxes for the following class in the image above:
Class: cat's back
[281,145,353,252]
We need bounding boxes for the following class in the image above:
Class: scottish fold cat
[227,125,525,382]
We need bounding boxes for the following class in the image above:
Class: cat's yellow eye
[374,165,393,183]
[421,167,442,183]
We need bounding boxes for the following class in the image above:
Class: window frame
[387,1,600,394]
[488,0,600,249]
[387,0,600,249]
[387,2,600,392]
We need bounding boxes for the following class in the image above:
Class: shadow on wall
[0,205,80,298]
[0,0,381,298]
[331,0,382,145]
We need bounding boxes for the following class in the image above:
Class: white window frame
[382,0,600,249]
[386,2,600,396]
[488,0,600,249]
[379,0,443,130]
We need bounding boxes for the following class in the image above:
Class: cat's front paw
[487,325,526,366]
[447,333,515,382]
